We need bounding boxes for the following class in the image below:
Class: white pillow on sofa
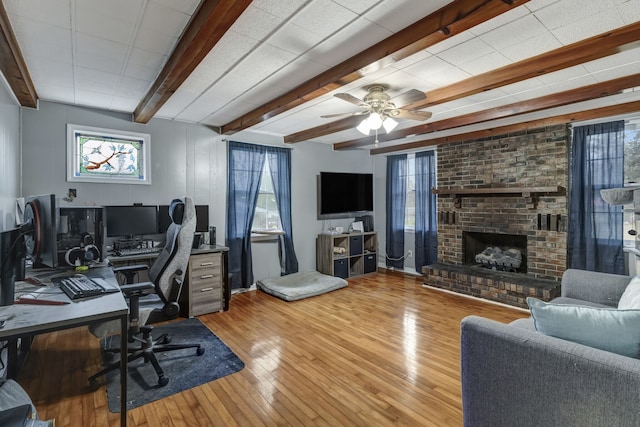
[527,297,640,358]
[618,275,640,309]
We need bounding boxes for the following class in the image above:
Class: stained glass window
[67,124,151,184]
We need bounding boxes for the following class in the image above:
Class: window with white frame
[67,124,151,184]
[622,117,640,248]
[404,153,416,230]
[252,161,282,232]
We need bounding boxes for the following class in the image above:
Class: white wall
[0,76,21,231]
[20,101,374,276]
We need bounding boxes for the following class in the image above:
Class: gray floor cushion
[256,270,347,301]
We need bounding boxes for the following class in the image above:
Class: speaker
[355,215,373,232]
[192,233,202,249]
[209,226,216,246]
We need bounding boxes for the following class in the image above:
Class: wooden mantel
[432,186,565,209]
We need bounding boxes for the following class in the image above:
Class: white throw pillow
[527,297,640,358]
[618,275,640,309]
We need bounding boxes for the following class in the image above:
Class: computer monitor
[0,227,22,306]
[105,205,158,238]
[158,204,209,233]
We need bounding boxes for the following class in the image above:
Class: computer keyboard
[57,275,107,300]
[115,247,162,256]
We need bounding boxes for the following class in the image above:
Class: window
[405,153,416,230]
[622,117,640,248]
[251,161,282,232]
[66,124,151,184]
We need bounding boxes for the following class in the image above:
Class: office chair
[88,197,204,388]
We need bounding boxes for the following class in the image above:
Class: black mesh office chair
[89,197,204,388]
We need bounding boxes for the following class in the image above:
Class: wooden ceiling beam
[222,0,529,135]
[133,0,252,124]
[292,20,640,144]
[369,100,640,155]
[334,73,640,150]
[0,1,37,108]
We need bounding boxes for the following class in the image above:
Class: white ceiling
[3,0,640,149]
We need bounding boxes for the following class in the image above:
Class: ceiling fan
[322,84,433,141]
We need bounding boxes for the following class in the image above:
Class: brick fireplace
[423,125,569,308]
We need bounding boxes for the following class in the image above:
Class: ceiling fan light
[357,117,371,135]
[368,112,383,130]
[383,116,398,133]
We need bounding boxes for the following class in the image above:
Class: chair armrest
[120,282,154,297]
[113,264,149,274]
[113,264,150,284]
[561,269,630,306]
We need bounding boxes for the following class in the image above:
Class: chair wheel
[158,377,169,387]
[162,336,171,344]
[89,379,101,392]
[196,347,205,356]
[103,351,115,361]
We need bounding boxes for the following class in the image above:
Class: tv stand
[316,231,377,279]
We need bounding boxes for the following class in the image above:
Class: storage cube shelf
[316,232,377,278]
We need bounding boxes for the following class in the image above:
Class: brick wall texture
[436,124,569,280]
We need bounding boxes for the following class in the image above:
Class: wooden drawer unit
[181,252,223,317]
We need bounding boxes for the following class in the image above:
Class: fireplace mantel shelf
[432,186,564,197]
[432,186,565,209]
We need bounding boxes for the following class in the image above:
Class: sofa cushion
[527,297,640,358]
[550,296,611,308]
[618,276,640,309]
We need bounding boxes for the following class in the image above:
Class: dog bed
[256,270,347,301]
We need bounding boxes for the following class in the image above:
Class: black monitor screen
[105,205,158,237]
[158,204,209,233]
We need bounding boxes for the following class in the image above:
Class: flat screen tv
[319,172,373,218]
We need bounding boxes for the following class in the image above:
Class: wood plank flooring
[17,271,528,426]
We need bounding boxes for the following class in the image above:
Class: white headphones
[65,233,101,266]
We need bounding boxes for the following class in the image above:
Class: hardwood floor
[18,271,527,426]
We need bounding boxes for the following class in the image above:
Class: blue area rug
[101,317,244,412]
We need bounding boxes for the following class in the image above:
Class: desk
[0,266,129,427]
[107,244,230,312]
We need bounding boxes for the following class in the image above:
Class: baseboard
[421,283,530,313]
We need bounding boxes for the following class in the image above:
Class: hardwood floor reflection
[18,271,527,426]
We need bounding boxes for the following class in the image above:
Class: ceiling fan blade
[334,93,366,106]
[320,110,368,119]
[394,109,433,121]
[390,89,426,108]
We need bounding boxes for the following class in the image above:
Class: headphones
[65,232,101,267]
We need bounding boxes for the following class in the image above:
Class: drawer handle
[199,262,214,266]
[199,274,213,279]
[200,287,213,292]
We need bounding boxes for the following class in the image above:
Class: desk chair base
[89,325,205,389]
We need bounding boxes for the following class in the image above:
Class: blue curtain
[568,121,625,274]
[267,147,299,275]
[415,150,438,272]
[226,141,266,289]
[386,154,407,268]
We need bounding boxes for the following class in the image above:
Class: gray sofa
[460,268,640,427]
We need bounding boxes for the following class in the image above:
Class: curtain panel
[414,150,437,272]
[267,147,299,276]
[226,141,298,289]
[568,121,625,274]
[386,154,407,268]
[226,141,266,289]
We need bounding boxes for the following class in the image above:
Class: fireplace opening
[463,232,527,273]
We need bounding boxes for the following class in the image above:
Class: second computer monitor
[105,205,158,238]
[158,204,209,233]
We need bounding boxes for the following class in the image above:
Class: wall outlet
[407,250,413,258]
